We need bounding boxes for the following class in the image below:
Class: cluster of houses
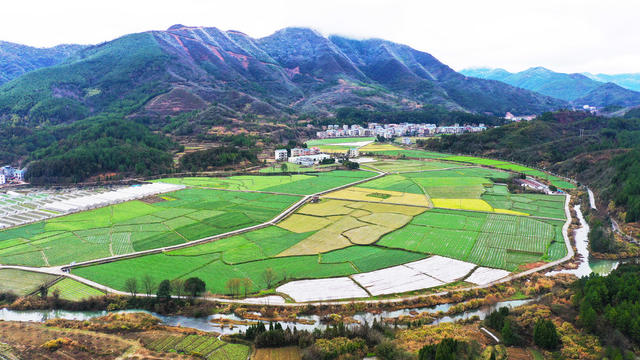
[316,122,487,139]
[0,166,26,185]
[275,148,332,166]
[514,177,554,194]
[275,147,359,167]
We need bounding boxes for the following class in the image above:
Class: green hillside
[0,32,170,124]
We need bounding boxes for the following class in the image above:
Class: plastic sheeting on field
[42,183,184,213]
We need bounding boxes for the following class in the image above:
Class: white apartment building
[274,149,288,162]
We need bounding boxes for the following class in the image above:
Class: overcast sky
[2,0,638,74]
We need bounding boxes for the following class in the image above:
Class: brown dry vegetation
[0,321,139,359]
[0,312,209,360]
[251,346,302,360]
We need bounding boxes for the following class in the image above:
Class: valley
[1,9,640,358]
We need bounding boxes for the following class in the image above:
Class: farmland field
[0,157,572,299]
[364,159,465,173]
[481,192,566,219]
[252,346,302,360]
[378,208,566,270]
[0,269,57,295]
[155,171,375,195]
[314,145,352,153]
[146,334,245,359]
[306,137,375,146]
[48,278,105,300]
[359,143,403,152]
[72,199,427,294]
[259,162,327,173]
[0,189,300,266]
[325,187,430,206]
[366,149,451,158]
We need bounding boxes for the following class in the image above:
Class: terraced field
[0,189,300,266]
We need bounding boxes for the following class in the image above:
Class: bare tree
[142,274,156,296]
[124,278,138,297]
[170,278,185,298]
[241,278,253,298]
[226,278,241,298]
[262,268,275,288]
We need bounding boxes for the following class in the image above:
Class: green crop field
[355,174,425,195]
[48,278,105,301]
[550,179,576,189]
[72,251,358,294]
[72,198,428,294]
[482,193,566,219]
[365,159,464,173]
[321,245,427,272]
[0,269,58,295]
[378,208,566,270]
[443,156,509,166]
[356,167,511,200]
[0,157,573,298]
[306,137,375,146]
[146,334,244,359]
[210,343,250,360]
[0,189,300,267]
[438,156,576,189]
[366,149,451,159]
[259,162,330,173]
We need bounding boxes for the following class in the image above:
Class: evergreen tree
[501,318,516,346]
[184,277,206,298]
[533,319,560,350]
[156,279,172,302]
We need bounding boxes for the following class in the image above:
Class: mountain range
[0,25,566,127]
[461,67,640,108]
[0,41,85,85]
[583,72,640,92]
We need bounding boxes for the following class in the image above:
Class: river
[547,204,630,278]
[0,298,534,335]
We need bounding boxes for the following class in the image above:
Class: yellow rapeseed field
[359,143,402,152]
[431,198,494,212]
[324,187,430,207]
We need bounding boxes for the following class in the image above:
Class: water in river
[547,204,622,278]
[0,298,534,335]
